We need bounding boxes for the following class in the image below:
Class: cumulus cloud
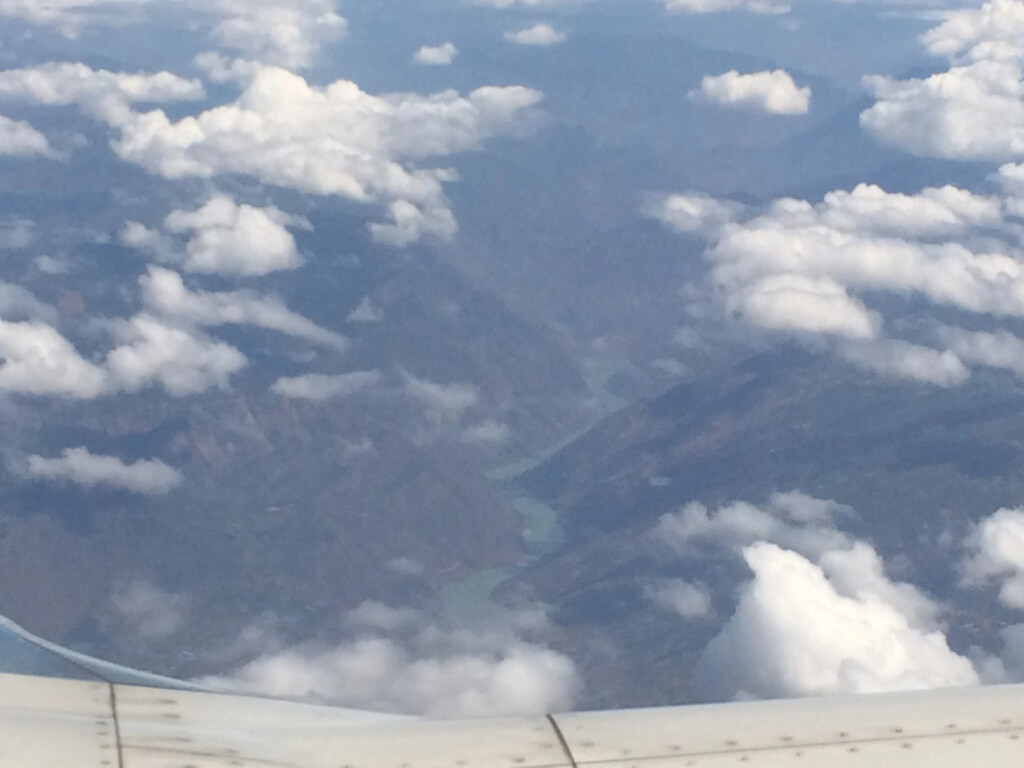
[0,319,107,398]
[504,23,565,45]
[655,492,853,560]
[0,62,203,125]
[938,327,1024,377]
[962,507,1024,608]
[660,0,788,13]
[125,195,308,275]
[106,313,247,396]
[0,62,539,245]
[698,543,977,699]
[201,0,346,70]
[0,114,52,156]
[347,297,383,323]
[111,67,540,245]
[645,579,712,619]
[0,282,56,323]
[414,43,457,66]
[199,603,579,717]
[690,70,810,114]
[860,0,1024,161]
[403,374,479,428]
[26,446,182,493]
[648,193,743,234]
[110,580,189,640]
[271,370,381,401]
[140,266,346,349]
[0,0,149,34]
[650,176,1024,385]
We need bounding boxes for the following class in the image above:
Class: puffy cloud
[271,370,381,401]
[650,177,1024,385]
[109,581,189,640]
[698,543,978,699]
[648,193,742,234]
[347,297,383,323]
[140,266,346,349]
[728,274,880,340]
[0,319,107,398]
[0,114,51,156]
[0,62,538,245]
[860,0,1024,161]
[660,0,788,13]
[935,327,1024,377]
[106,313,247,396]
[690,70,810,115]
[0,282,56,322]
[199,603,579,717]
[504,23,566,46]
[655,492,852,560]
[201,0,346,70]
[962,507,1024,608]
[403,374,479,428]
[645,579,712,619]
[840,338,970,387]
[26,446,182,493]
[160,195,306,276]
[111,67,540,245]
[0,62,203,125]
[0,0,149,34]
[414,43,457,66]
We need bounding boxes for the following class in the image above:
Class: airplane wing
[3,614,1024,767]
[5,667,1024,767]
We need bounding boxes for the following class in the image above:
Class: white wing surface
[3,670,1024,768]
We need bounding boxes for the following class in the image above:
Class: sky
[6,0,1024,718]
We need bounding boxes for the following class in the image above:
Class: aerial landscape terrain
[1,0,1024,717]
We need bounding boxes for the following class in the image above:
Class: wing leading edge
[3,671,1024,768]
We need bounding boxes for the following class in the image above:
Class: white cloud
[106,313,247,396]
[0,282,56,322]
[199,604,579,717]
[414,43,457,66]
[0,114,51,156]
[109,581,189,640]
[271,370,381,401]
[936,327,1024,377]
[860,0,1024,161]
[202,0,346,70]
[0,62,539,245]
[650,178,1024,386]
[655,492,852,560]
[162,195,307,276]
[140,266,346,349]
[112,67,540,245]
[347,297,383,323]
[0,62,203,125]
[0,0,149,35]
[840,338,970,387]
[690,70,810,115]
[698,542,978,699]
[0,319,107,398]
[504,23,566,46]
[648,193,743,234]
[646,579,712,619]
[962,507,1024,608]
[660,0,788,13]
[26,446,182,493]
[404,374,479,428]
